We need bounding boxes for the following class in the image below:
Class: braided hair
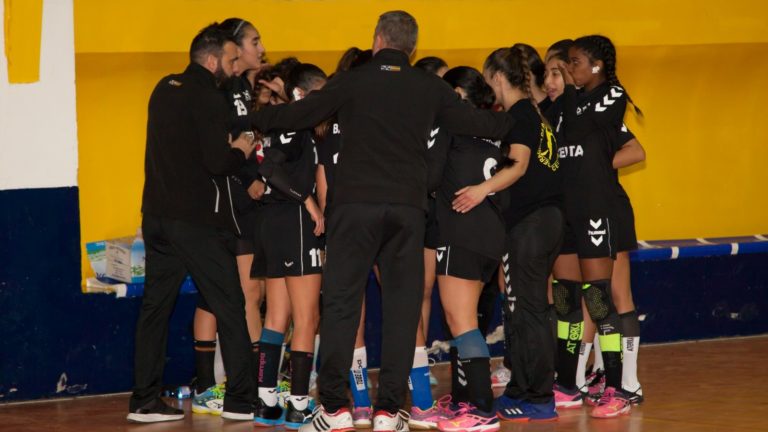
[573,35,642,116]
[483,47,549,126]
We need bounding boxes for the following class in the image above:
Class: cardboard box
[104,235,145,284]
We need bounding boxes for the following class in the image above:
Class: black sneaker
[622,386,644,405]
[285,397,312,430]
[253,398,285,427]
[126,398,184,423]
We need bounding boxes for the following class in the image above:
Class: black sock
[449,346,470,403]
[258,341,282,388]
[194,339,216,393]
[598,312,624,389]
[290,351,314,397]
[463,357,493,413]
[251,341,260,395]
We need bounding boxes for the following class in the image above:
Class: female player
[191,17,266,417]
[423,66,505,432]
[553,35,640,418]
[251,62,327,429]
[461,46,563,423]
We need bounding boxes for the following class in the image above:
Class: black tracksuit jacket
[251,49,515,211]
[141,63,246,234]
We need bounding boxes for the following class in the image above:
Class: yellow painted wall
[74,1,768,278]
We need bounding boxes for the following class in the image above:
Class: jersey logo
[558,145,584,159]
[284,261,294,268]
[280,132,296,145]
[380,65,401,72]
[595,87,624,112]
[621,122,628,133]
[483,158,498,196]
[427,128,440,149]
[168,79,182,87]
[332,123,341,135]
[332,152,339,165]
[537,123,559,171]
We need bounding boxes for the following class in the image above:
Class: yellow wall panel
[75,1,768,279]
[4,0,43,83]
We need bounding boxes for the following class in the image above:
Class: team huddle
[128,10,646,431]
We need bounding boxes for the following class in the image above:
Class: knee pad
[582,280,616,322]
[553,279,582,318]
[454,329,490,359]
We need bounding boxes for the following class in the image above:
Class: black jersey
[434,134,507,259]
[317,121,342,205]
[224,76,262,212]
[258,129,317,204]
[502,99,562,228]
[558,82,627,210]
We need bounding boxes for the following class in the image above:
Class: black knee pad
[552,279,582,318]
[582,279,616,322]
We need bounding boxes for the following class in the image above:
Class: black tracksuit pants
[129,215,254,413]
[318,203,425,413]
[501,206,563,404]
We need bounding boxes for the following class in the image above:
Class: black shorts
[560,219,578,255]
[435,244,499,283]
[567,212,617,259]
[615,195,637,252]
[252,203,324,278]
[425,196,439,250]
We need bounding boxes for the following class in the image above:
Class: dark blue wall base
[1,186,766,402]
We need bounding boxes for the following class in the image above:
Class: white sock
[259,387,278,406]
[622,336,642,393]
[576,342,592,389]
[413,346,429,368]
[592,334,604,372]
[288,394,309,411]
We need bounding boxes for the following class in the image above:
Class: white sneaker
[299,405,354,432]
[221,410,254,421]
[373,409,409,432]
[490,365,511,388]
[126,399,184,423]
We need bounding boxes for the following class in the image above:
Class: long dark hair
[442,66,495,110]
[572,35,642,116]
[511,43,545,88]
[219,18,254,46]
[336,47,373,73]
[484,46,548,125]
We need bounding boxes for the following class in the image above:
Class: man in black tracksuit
[251,12,514,419]
[127,25,256,423]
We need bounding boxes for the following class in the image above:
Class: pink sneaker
[409,404,447,429]
[437,407,499,432]
[590,387,631,419]
[587,370,606,396]
[435,395,469,419]
[353,406,372,428]
[553,383,583,409]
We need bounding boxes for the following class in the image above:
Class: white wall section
[0,0,78,190]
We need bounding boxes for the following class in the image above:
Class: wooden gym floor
[2,335,768,432]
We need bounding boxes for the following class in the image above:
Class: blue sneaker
[253,397,285,427]
[496,400,557,422]
[493,394,522,413]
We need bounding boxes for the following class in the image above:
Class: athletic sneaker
[492,394,522,413]
[285,398,313,430]
[126,398,184,423]
[222,409,254,421]
[409,404,447,429]
[586,369,606,396]
[437,406,499,432]
[253,397,285,427]
[623,386,645,405]
[299,406,354,432]
[490,365,511,388]
[353,406,373,428]
[191,384,225,415]
[591,387,631,419]
[553,383,583,409]
[435,395,467,419]
[373,410,410,432]
[496,400,557,422]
